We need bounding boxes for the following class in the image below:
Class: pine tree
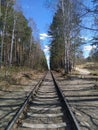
[0,0,48,70]
[49,8,64,70]
[49,0,81,73]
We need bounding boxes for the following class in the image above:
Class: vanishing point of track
[5,71,81,130]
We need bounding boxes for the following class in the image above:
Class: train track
[5,71,80,130]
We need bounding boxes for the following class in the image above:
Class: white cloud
[84,45,96,51]
[46,55,50,61]
[40,36,45,40]
[43,45,50,69]
[40,33,51,40]
[40,33,49,37]
[46,54,50,69]
[80,36,92,41]
[43,45,50,53]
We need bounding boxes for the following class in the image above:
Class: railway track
[5,71,80,130]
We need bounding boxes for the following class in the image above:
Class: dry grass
[0,66,44,91]
[76,62,98,76]
[84,62,98,76]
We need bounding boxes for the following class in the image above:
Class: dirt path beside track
[75,67,90,75]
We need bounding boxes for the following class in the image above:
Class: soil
[75,67,90,75]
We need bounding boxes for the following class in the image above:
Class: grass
[0,66,32,75]
[0,65,44,84]
[70,68,80,75]
[0,66,33,88]
[84,62,98,76]
[76,62,98,76]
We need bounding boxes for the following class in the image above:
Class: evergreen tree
[0,0,48,70]
[49,0,81,73]
[49,8,64,70]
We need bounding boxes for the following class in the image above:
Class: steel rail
[5,72,47,130]
[51,71,81,130]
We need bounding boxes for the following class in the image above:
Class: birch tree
[0,0,9,66]
[49,0,81,73]
[9,11,16,66]
[60,0,81,73]
[0,0,48,70]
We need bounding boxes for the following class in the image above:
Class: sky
[17,0,53,32]
[77,0,96,58]
[16,0,95,63]
[17,0,54,67]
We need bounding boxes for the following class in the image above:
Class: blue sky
[79,0,96,58]
[17,0,53,33]
[17,0,54,67]
[16,0,95,61]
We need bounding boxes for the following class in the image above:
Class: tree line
[88,0,98,62]
[49,0,98,73]
[0,0,48,70]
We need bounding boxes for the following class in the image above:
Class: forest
[0,1,98,129]
[0,0,48,70]
[0,0,98,74]
[49,0,98,74]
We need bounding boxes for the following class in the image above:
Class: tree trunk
[9,14,16,66]
[0,1,9,67]
[61,0,68,73]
